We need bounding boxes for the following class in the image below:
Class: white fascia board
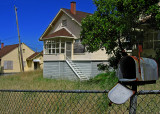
[41,36,75,41]
[39,9,63,41]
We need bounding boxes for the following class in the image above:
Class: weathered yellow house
[0,43,43,74]
[27,51,43,70]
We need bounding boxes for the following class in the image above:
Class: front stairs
[66,58,89,81]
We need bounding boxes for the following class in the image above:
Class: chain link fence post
[129,85,137,114]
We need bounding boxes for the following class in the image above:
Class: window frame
[44,40,65,55]
[4,61,13,70]
[62,19,67,27]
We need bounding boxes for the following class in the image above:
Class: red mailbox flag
[138,45,143,53]
[138,45,143,78]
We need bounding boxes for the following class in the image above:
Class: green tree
[81,0,160,69]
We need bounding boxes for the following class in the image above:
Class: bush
[88,72,118,89]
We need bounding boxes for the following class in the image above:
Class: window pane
[49,44,51,48]
[61,49,65,53]
[52,43,55,48]
[62,20,67,26]
[56,49,59,53]
[52,49,55,54]
[56,43,59,48]
[49,49,51,54]
[61,42,65,48]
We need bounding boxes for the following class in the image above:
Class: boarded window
[4,61,13,70]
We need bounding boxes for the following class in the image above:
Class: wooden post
[14,6,24,72]
[129,85,137,114]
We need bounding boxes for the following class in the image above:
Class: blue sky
[0,0,96,52]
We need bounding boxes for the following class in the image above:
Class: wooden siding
[43,61,106,80]
[43,61,78,80]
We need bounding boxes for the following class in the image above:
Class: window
[74,41,85,53]
[75,39,80,43]
[44,40,65,54]
[4,61,13,70]
[62,20,67,27]
[23,49,25,53]
[61,42,65,53]
[23,61,26,67]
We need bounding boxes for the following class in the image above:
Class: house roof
[42,28,74,39]
[0,44,19,58]
[39,8,92,40]
[62,8,92,24]
[27,51,43,60]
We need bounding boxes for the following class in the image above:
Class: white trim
[41,36,74,41]
[39,8,82,41]
[39,9,63,40]
[33,59,40,62]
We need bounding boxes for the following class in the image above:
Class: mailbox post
[129,85,137,114]
[108,55,158,113]
[117,55,158,113]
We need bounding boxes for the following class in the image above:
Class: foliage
[81,0,160,68]
[154,49,160,68]
[88,72,118,89]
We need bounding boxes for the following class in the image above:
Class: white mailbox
[117,56,158,81]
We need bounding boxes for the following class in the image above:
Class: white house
[39,2,111,80]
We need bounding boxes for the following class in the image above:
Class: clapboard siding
[91,62,103,78]
[43,62,59,79]
[73,61,92,77]
[43,61,106,80]
[43,61,78,80]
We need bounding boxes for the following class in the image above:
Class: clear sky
[0,0,96,52]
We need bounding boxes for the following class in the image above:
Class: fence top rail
[0,89,109,93]
[0,89,160,94]
[137,90,160,95]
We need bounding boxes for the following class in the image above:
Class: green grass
[0,70,159,91]
[0,70,160,90]
[0,70,159,113]
[0,70,118,90]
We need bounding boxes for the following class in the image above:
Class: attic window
[23,49,25,53]
[62,20,67,27]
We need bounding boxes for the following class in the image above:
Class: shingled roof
[27,51,43,60]
[0,44,19,58]
[62,8,92,24]
[43,28,74,39]
[39,8,92,40]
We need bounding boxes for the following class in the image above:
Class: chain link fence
[0,89,159,113]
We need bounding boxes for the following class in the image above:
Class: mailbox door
[119,56,136,79]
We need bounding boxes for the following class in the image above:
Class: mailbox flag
[138,45,143,53]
